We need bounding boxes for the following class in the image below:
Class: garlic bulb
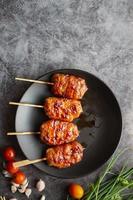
[36,179,45,192]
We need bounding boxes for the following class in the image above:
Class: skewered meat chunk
[44,97,83,122]
[40,120,79,145]
[46,141,84,168]
[52,73,88,99]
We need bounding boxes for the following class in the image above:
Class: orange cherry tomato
[6,162,19,174]
[3,147,16,161]
[69,183,84,199]
[13,171,26,184]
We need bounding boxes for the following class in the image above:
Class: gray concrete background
[0,0,133,199]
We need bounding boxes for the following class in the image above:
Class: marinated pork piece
[46,141,84,168]
[44,97,83,122]
[52,74,88,99]
[40,120,79,145]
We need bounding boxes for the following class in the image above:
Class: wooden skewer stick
[9,101,43,109]
[13,157,47,168]
[15,77,54,85]
[7,132,40,136]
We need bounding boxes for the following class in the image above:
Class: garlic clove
[2,170,7,175]
[11,181,20,188]
[40,195,46,200]
[9,198,17,200]
[11,185,17,193]
[21,178,28,186]
[20,181,29,190]
[18,187,26,193]
[36,179,45,192]
[2,170,12,178]
[25,188,32,198]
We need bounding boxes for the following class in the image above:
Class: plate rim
[15,68,122,178]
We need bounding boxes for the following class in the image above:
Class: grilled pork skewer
[9,97,83,122]
[16,73,88,99]
[7,120,79,146]
[13,141,84,169]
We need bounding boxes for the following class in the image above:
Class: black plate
[15,69,122,178]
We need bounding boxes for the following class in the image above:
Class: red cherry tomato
[6,162,19,174]
[3,147,16,161]
[13,171,26,184]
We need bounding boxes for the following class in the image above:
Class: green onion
[81,149,133,200]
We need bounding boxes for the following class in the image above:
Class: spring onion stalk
[81,150,133,200]
[95,149,128,200]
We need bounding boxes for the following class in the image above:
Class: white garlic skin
[9,198,17,200]
[25,188,32,198]
[11,185,17,193]
[22,178,28,185]
[18,187,26,193]
[11,181,20,188]
[2,170,12,178]
[20,181,29,191]
[40,195,46,200]
[36,179,45,192]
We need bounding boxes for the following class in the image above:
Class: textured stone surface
[0,0,133,199]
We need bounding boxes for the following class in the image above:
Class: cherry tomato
[69,183,84,199]
[6,162,19,174]
[13,171,26,184]
[3,147,16,161]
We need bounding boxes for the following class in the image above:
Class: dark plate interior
[15,69,122,178]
